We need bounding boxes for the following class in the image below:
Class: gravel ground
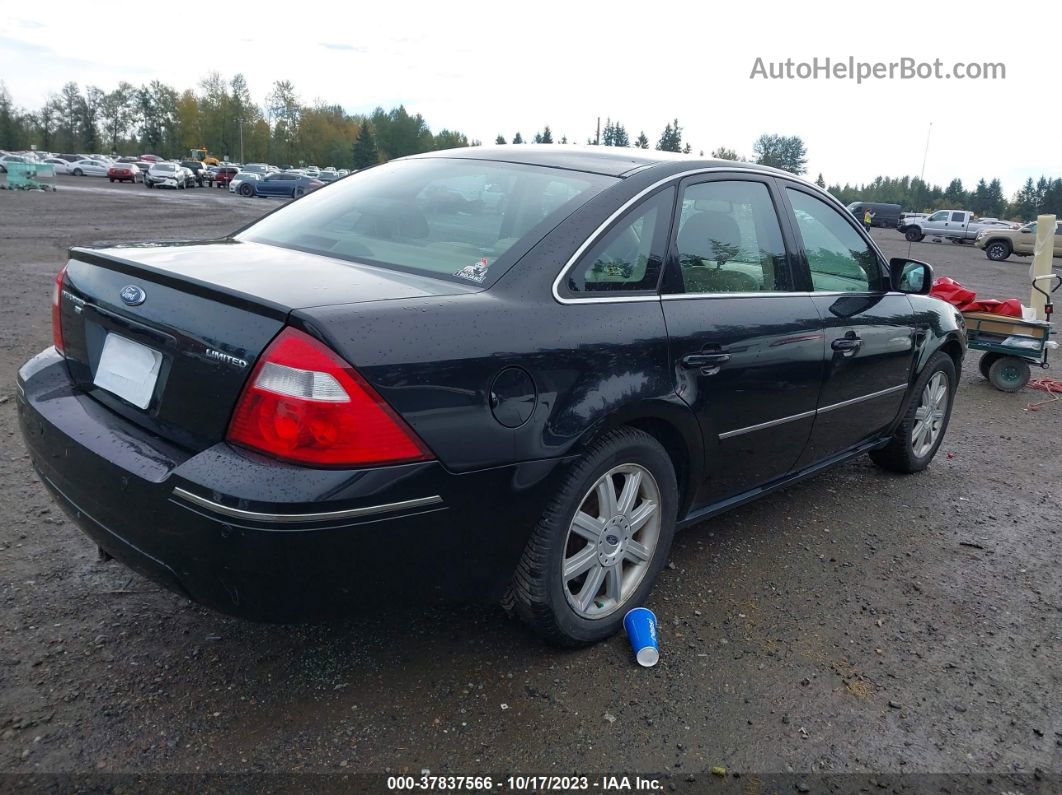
[0,177,1059,787]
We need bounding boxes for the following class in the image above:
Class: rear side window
[674,180,789,294]
[951,212,966,222]
[786,188,882,292]
[238,159,615,286]
[565,188,674,295]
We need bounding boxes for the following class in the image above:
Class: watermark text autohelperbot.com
[750,56,1005,83]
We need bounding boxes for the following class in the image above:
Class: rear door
[780,184,918,467]
[660,174,824,505]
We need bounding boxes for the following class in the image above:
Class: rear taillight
[51,264,67,354]
[226,327,433,468]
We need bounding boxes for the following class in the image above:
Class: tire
[511,427,678,647]
[985,241,1011,261]
[240,183,253,197]
[904,228,924,242]
[869,351,956,474]
[73,168,83,177]
[978,352,1002,380]
[293,187,305,198]
[988,356,1030,392]
[109,178,114,182]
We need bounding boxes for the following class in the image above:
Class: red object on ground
[930,277,1024,317]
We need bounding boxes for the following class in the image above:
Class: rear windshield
[236,158,615,286]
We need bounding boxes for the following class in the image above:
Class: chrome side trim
[718,409,817,440]
[815,383,908,414]
[718,384,908,440]
[171,487,443,524]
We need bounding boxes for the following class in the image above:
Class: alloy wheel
[911,371,949,458]
[562,464,661,619]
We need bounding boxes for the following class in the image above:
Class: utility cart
[965,273,1060,392]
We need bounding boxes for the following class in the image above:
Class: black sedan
[17,146,964,646]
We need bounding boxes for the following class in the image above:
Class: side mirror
[890,257,933,294]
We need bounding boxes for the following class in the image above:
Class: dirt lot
[1,177,1060,788]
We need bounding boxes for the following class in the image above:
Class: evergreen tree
[512,131,523,144]
[815,173,826,188]
[351,119,378,169]
[682,143,691,154]
[635,131,649,149]
[656,118,682,152]
[539,125,553,143]
[495,134,506,144]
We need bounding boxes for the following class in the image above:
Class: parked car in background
[0,154,28,172]
[69,159,109,177]
[244,171,323,198]
[178,166,197,189]
[975,219,1062,261]
[846,202,901,228]
[317,170,340,184]
[180,160,208,187]
[240,163,271,175]
[144,162,183,189]
[210,166,240,189]
[108,163,141,184]
[230,171,262,195]
[42,158,73,175]
[133,160,155,177]
[901,210,993,243]
[140,154,162,163]
[974,218,1016,229]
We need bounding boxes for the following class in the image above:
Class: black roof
[409,144,794,180]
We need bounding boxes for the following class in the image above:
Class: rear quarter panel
[295,293,693,474]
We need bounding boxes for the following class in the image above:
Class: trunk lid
[58,240,474,451]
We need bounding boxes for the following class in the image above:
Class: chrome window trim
[718,383,908,440]
[553,166,781,305]
[171,487,443,525]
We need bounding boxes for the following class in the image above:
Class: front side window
[674,180,789,294]
[565,188,673,295]
[239,158,614,286]
[786,188,882,292]
[927,211,948,222]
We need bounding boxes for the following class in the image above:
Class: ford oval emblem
[119,285,146,306]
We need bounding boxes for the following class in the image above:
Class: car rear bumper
[17,347,562,620]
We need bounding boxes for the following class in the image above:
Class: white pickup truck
[901,210,993,243]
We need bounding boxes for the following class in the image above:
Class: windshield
[237,158,615,285]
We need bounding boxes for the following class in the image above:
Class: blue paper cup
[623,607,659,667]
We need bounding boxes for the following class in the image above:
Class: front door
[922,210,949,236]
[660,175,825,506]
[781,186,918,466]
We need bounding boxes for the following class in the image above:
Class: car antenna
[910,121,932,258]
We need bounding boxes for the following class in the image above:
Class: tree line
[0,76,811,173]
[5,76,1054,219]
[823,174,1062,221]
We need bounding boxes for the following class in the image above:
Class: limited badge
[454,258,489,283]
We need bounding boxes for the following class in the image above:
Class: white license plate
[94,334,163,409]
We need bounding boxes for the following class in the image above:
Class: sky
[2,0,1059,195]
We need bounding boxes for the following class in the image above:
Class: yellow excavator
[189,147,220,166]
